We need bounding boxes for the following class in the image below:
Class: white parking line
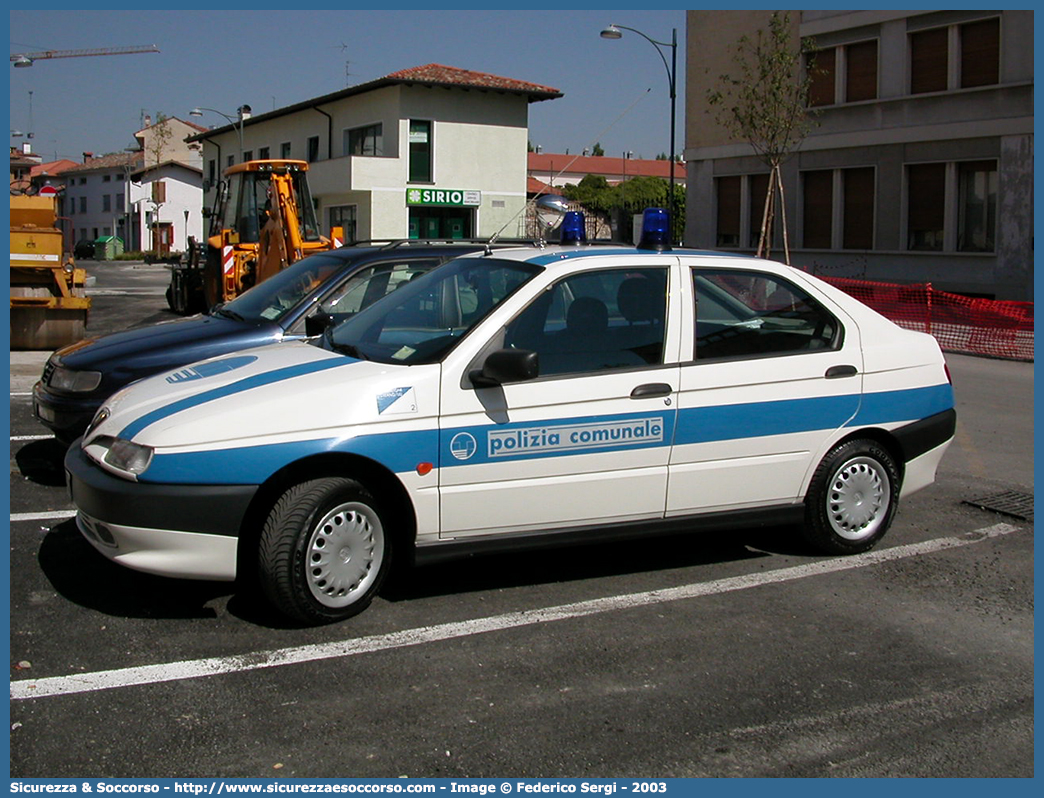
[11,510,77,523]
[11,434,50,442]
[10,522,1018,701]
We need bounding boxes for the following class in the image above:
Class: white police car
[66,210,956,624]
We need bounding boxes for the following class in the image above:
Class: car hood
[53,315,280,376]
[84,341,434,453]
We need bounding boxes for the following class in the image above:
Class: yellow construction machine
[167,159,343,314]
[10,193,91,350]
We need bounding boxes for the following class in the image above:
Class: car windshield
[217,251,350,323]
[325,257,541,365]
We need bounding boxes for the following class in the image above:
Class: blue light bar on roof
[560,211,587,245]
[637,208,671,251]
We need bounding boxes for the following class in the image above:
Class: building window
[116,193,124,211]
[842,167,875,250]
[807,40,877,106]
[716,173,775,249]
[207,160,216,184]
[79,197,87,213]
[243,150,253,162]
[258,147,270,160]
[227,155,235,169]
[307,136,320,163]
[911,18,1000,94]
[328,204,358,244]
[280,142,291,159]
[846,41,878,102]
[102,194,112,212]
[715,176,741,247]
[802,170,833,249]
[800,167,876,250]
[907,163,946,250]
[807,47,836,107]
[408,120,433,183]
[345,123,383,157]
[103,174,111,182]
[958,160,997,252]
[910,27,949,94]
[960,18,1000,88]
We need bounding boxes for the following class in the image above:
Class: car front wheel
[803,439,900,555]
[258,477,391,624]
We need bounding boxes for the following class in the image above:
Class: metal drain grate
[963,490,1034,521]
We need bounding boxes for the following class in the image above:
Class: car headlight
[92,436,154,476]
[48,365,102,393]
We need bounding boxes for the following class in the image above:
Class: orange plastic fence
[821,277,1034,361]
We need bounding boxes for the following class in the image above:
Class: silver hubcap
[827,456,890,541]
[306,501,384,608]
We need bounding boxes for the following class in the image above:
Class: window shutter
[716,176,741,247]
[907,163,946,250]
[846,41,878,102]
[802,170,833,249]
[842,168,875,249]
[807,48,836,106]
[910,28,948,94]
[960,18,1000,88]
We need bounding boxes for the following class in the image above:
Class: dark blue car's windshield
[220,251,349,323]
[326,257,541,365]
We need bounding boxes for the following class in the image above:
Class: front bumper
[65,442,259,580]
[32,381,101,442]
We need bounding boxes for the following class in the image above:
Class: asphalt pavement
[8,260,1035,778]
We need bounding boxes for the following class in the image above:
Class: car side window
[504,267,668,377]
[694,268,839,361]
[322,259,439,317]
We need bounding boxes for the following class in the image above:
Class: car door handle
[825,365,859,379]
[631,383,673,399]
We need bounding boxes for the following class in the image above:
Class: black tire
[803,439,901,554]
[258,477,392,624]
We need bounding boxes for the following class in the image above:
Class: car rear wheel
[803,439,900,554]
[258,477,391,624]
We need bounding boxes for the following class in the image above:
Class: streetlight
[189,105,251,162]
[600,23,678,239]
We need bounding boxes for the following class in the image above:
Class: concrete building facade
[189,64,561,243]
[685,10,1033,300]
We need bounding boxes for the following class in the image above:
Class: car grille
[41,359,56,386]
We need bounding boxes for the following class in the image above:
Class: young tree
[706,12,818,263]
[145,114,174,256]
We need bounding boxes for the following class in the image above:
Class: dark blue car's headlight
[48,364,102,393]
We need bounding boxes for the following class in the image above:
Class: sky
[10,5,689,167]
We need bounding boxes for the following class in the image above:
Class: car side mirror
[305,312,336,337]
[469,349,539,388]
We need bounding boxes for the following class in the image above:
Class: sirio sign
[406,188,481,207]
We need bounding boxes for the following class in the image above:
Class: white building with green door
[187,64,562,243]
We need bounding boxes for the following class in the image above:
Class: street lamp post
[189,105,250,162]
[600,23,678,240]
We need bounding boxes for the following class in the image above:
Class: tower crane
[10,44,159,68]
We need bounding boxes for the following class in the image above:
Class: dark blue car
[33,241,496,442]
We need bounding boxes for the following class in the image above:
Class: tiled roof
[529,152,681,181]
[385,64,561,100]
[61,151,144,174]
[188,63,563,143]
[31,159,80,177]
